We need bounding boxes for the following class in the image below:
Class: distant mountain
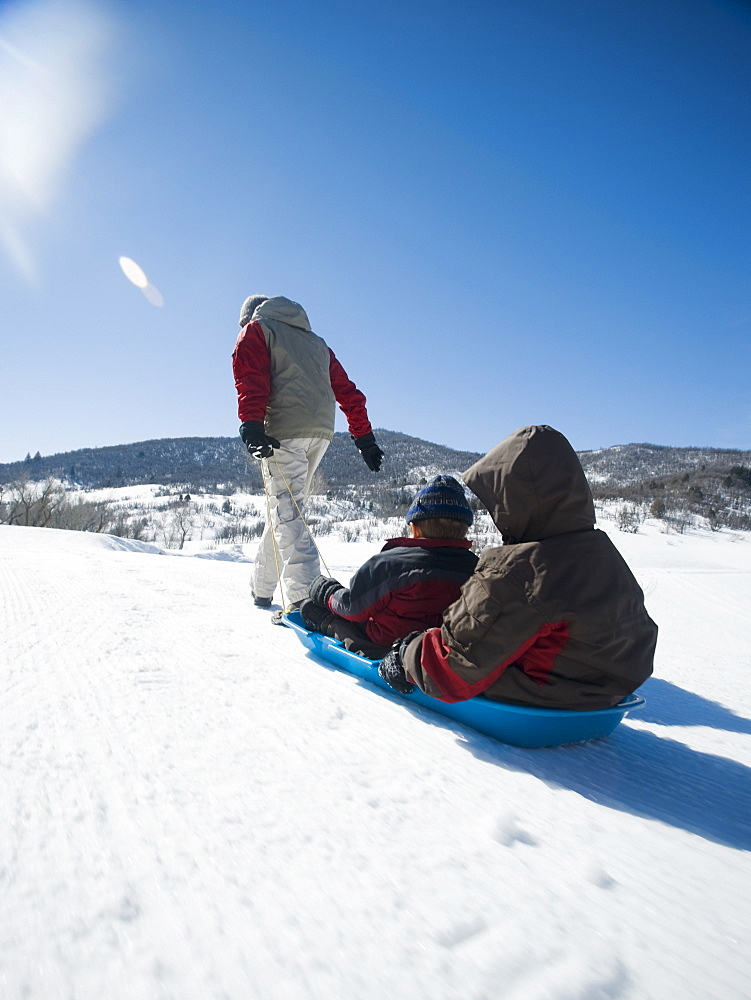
[2,434,749,531]
[578,442,751,532]
[0,430,483,493]
[3,434,749,493]
[578,442,751,486]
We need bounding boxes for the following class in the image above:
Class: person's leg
[326,616,391,660]
[251,443,308,602]
[251,513,281,601]
[303,437,330,493]
[324,615,389,660]
[259,438,329,606]
[300,599,390,660]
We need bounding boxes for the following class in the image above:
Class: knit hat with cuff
[406,475,474,526]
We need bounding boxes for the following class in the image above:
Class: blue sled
[284,611,645,748]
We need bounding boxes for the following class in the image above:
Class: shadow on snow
[635,677,751,735]
[305,649,751,850]
[460,723,751,852]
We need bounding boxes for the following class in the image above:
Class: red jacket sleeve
[328,349,373,439]
[409,627,550,703]
[232,323,271,423]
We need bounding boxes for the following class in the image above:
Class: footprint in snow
[492,811,540,847]
[434,914,489,948]
[587,864,618,889]
[328,706,345,728]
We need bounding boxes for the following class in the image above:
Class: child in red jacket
[300,476,478,658]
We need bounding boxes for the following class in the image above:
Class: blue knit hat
[406,475,474,526]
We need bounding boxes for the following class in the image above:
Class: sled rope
[269,453,332,578]
[260,458,288,610]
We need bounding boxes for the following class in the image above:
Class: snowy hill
[4,434,750,534]
[1,519,750,999]
[0,431,483,494]
[4,433,750,493]
[578,441,751,484]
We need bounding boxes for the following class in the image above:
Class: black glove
[378,646,415,695]
[378,631,423,693]
[353,432,384,472]
[240,421,281,459]
[299,598,335,634]
[308,574,344,607]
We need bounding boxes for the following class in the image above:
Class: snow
[1,518,750,1000]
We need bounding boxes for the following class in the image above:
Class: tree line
[2,436,750,538]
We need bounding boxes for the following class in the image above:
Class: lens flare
[118,255,164,307]
[118,255,148,288]
[141,283,164,307]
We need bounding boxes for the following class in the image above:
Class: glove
[299,598,335,634]
[378,645,415,695]
[308,574,344,607]
[353,432,384,472]
[378,630,423,693]
[240,421,281,459]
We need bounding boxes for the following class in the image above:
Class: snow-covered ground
[1,517,750,1000]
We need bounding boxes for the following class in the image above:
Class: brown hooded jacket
[401,426,657,709]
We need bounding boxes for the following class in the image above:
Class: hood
[255,296,311,332]
[463,425,595,543]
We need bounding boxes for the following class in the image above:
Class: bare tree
[616,504,644,533]
[162,501,195,549]
[50,498,114,533]
[3,474,66,526]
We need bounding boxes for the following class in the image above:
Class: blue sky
[1,0,750,463]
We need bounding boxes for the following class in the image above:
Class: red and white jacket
[232,296,372,442]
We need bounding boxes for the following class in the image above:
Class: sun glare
[117,256,164,307]
[118,255,148,288]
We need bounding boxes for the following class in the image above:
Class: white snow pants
[251,437,330,606]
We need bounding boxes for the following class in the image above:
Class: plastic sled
[283,612,645,748]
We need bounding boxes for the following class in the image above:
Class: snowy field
[1,517,750,1000]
